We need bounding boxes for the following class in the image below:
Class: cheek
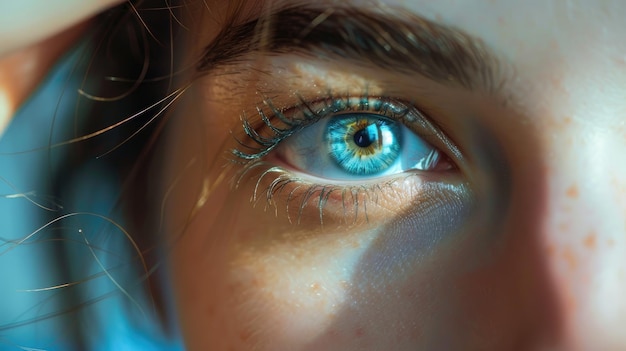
[167,169,517,350]
[171,203,456,351]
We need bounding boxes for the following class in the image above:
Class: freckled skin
[583,232,596,249]
[566,185,579,199]
[165,1,626,350]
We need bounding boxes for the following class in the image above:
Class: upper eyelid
[231,95,464,169]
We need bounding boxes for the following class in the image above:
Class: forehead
[363,0,626,53]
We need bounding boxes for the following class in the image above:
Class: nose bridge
[540,121,626,348]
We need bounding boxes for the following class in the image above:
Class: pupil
[353,125,376,147]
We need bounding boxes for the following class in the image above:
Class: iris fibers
[325,114,401,175]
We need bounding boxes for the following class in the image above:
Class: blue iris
[325,114,401,175]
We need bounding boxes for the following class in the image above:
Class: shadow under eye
[297,181,474,350]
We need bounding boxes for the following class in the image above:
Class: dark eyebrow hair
[197,6,504,93]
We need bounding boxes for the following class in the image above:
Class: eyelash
[233,159,429,225]
[231,93,424,162]
[228,92,457,225]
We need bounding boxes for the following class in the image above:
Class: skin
[163,0,626,350]
[2,0,625,350]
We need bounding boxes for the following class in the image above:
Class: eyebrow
[197,5,504,93]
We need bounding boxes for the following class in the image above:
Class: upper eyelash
[230,93,412,162]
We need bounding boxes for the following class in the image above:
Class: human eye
[253,96,451,182]
[225,74,468,226]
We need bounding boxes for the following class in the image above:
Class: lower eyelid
[234,160,466,227]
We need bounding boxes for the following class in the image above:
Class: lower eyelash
[233,159,413,226]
